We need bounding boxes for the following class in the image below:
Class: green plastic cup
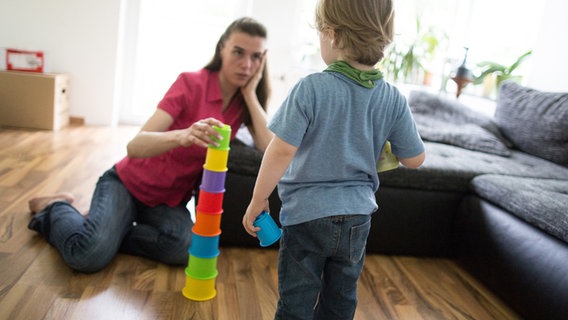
[185,254,218,280]
[209,124,231,150]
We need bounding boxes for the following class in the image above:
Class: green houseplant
[380,17,446,84]
[473,50,532,89]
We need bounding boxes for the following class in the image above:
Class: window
[119,0,547,124]
[388,0,545,93]
[119,0,250,124]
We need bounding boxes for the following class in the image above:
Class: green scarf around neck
[324,60,383,88]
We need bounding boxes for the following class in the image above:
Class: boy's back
[269,71,423,225]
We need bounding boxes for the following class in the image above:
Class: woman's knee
[62,235,119,273]
[158,232,191,265]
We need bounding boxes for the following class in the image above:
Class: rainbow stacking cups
[183,125,231,301]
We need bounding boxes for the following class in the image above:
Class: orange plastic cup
[193,210,223,236]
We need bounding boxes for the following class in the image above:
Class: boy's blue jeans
[275,214,372,320]
[28,167,193,273]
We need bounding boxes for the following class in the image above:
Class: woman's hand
[241,50,267,98]
[180,117,225,149]
[127,110,225,158]
[240,51,274,151]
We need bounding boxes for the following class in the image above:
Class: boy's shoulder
[301,72,405,97]
[296,71,351,89]
[288,72,334,94]
[299,71,335,83]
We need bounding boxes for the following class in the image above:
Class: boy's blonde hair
[315,0,394,66]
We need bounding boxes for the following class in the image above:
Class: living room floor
[0,125,520,319]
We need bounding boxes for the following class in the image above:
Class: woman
[28,17,273,273]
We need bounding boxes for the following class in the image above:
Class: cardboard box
[0,71,69,130]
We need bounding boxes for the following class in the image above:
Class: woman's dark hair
[205,17,270,127]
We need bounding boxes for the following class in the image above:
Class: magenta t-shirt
[115,69,243,207]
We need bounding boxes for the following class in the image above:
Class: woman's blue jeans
[275,214,372,320]
[28,167,193,273]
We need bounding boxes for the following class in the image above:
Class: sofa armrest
[454,196,568,319]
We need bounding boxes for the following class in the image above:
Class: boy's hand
[242,200,269,237]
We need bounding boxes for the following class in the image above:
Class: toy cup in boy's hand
[377,141,399,172]
[253,211,282,247]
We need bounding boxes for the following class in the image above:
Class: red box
[6,48,44,73]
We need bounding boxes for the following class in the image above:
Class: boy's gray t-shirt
[269,72,424,226]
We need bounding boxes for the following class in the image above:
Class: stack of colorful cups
[182,125,231,301]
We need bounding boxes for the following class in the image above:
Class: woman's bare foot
[28,192,75,213]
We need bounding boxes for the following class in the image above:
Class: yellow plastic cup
[204,148,229,172]
[182,274,217,301]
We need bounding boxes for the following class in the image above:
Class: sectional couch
[217,81,568,319]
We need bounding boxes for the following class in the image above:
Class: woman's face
[219,31,266,90]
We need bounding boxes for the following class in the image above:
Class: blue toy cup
[189,231,221,258]
[253,211,282,247]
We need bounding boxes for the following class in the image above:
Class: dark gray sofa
[218,81,568,319]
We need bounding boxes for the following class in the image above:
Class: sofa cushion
[495,82,568,166]
[409,90,512,156]
[470,174,568,243]
[379,142,568,193]
[227,139,263,176]
[412,115,511,156]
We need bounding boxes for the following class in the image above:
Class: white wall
[0,0,122,125]
[527,0,568,92]
[0,0,566,126]
[251,0,323,114]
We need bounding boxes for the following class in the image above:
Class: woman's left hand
[241,50,267,97]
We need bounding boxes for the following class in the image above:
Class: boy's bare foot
[29,192,75,213]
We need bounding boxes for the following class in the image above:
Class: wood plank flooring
[0,125,520,319]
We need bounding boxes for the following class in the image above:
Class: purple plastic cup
[201,166,227,193]
[253,211,282,247]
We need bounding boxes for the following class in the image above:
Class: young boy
[243,0,425,318]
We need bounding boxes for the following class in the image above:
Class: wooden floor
[0,125,519,320]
